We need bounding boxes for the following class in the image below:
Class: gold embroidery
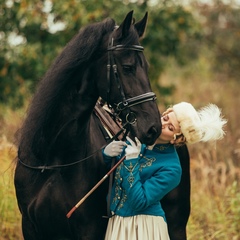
[155,144,171,151]
[112,165,122,203]
[112,155,157,211]
[117,189,127,210]
[123,161,138,187]
[111,163,128,211]
[139,156,156,172]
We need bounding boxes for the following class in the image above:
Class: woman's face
[156,111,181,144]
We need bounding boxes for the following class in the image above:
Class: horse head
[96,11,161,145]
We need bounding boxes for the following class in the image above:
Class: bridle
[106,36,156,124]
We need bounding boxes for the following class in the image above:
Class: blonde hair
[162,108,187,146]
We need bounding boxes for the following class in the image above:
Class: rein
[18,115,128,171]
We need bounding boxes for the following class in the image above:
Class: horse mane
[17,18,116,162]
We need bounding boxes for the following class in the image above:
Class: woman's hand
[125,137,141,160]
[103,140,127,157]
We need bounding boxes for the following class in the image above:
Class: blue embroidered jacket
[102,143,182,221]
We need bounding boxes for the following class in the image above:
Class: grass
[0,136,22,240]
[188,156,240,239]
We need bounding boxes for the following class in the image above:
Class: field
[0,56,239,239]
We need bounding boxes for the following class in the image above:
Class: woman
[102,102,227,240]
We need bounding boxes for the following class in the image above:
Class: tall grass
[188,154,240,239]
[0,136,22,240]
[0,104,25,239]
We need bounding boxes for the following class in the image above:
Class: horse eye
[122,65,135,74]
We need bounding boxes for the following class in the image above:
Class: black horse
[14,11,190,240]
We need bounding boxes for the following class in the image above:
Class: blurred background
[0,0,239,239]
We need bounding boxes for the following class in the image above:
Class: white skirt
[104,214,170,240]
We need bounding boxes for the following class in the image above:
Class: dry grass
[188,152,240,240]
[0,136,22,240]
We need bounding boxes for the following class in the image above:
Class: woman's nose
[161,122,168,128]
[161,117,168,127]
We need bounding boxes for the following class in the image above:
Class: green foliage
[0,0,200,107]
[3,0,240,107]
[193,1,240,80]
[142,5,201,101]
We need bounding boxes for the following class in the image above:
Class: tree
[142,4,201,101]
[0,0,200,107]
[194,1,240,80]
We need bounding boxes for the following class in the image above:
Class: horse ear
[116,10,134,39]
[134,12,148,38]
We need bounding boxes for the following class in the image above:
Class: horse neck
[19,72,99,167]
[49,82,98,158]
[48,106,108,169]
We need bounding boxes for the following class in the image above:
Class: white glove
[104,140,127,157]
[125,137,141,160]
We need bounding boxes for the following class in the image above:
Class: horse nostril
[144,126,160,145]
[148,126,158,136]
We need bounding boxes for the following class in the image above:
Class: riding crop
[66,155,126,218]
